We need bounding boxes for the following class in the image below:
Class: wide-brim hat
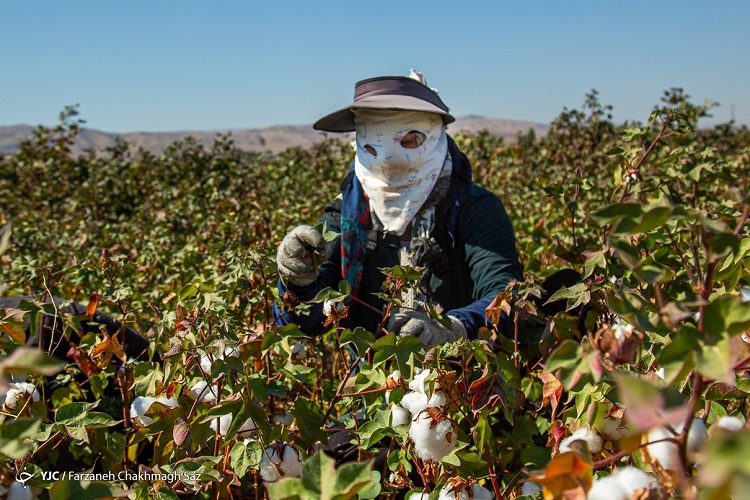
[313,76,455,133]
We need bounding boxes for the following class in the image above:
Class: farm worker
[274,71,522,347]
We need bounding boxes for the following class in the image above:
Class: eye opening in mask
[400,130,426,149]
[363,144,377,157]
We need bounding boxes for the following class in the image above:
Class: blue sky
[2,1,748,133]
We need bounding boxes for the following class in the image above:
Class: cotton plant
[587,466,659,500]
[3,382,40,410]
[188,379,219,403]
[209,413,257,437]
[258,442,303,483]
[199,344,240,374]
[592,415,629,441]
[437,481,493,500]
[272,411,294,426]
[558,426,603,454]
[646,418,707,471]
[290,341,307,361]
[409,408,458,462]
[712,415,745,432]
[129,395,180,426]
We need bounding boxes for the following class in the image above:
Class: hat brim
[313,95,455,133]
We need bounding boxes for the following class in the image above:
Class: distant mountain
[0,116,548,156]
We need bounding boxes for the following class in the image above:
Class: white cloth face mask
[353,109,448,235]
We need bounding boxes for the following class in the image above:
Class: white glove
[388,310,468,347]
[276,225,330,285]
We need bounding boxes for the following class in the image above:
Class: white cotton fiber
[437,483,492,500]
[400,390,446,419]
[409,368,440,394]
[210,414,256,437]
[594,417,629,441]
[685,418,707,456]
[4,382,40,409]
[587,475,629,500]
[613,466,659,495]
[646,426,680,471]
[129,396,179,426]
[715,415,745,432]
[409,413,457,461]
[259,444,303,482]
[188,380,218,403]
[559,426,603,454]
[391,404,411,427]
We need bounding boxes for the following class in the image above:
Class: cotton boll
[391,404,411,427]
[188,380,218,403]
[646,426,680,471]
[130,396,156,425]
[715,415,745,432]
[437,484,492,500]
[401,391,446,419]
[238,417,257,437]
[471,485,493,500]
[400,391,428,416]
[210,414,233,436]
[587,475,629,500]
[685,418,707,456]
[4,382,40,409]
[409,413,457,461]
[199,345,240,373]
[259,443,303,482]
[290,342,307,360]
[272,411,294,426]
[409,369,440,395]
[129,396,179,426]
[211,414,256,437]
[613,466,659,496]
[594,417,629,441]
[520,481,543,496]
[559,427,603,454]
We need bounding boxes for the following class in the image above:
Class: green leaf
[472,415,490,452]
[0,418,41,459]
[372,333,422,379]
[291,398,323,452]
[179,283,198,300]
[230,441,262,478]
[0,347,66,376]
[703,295,750,340]
[356,409,392,450]
[589,202,643,226]
[613,371,691,432]
[338,327,375,358]
[268,450,375,500]
[697,334,734,385]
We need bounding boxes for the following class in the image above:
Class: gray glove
[277,225,329,286]
[388,310,468,347]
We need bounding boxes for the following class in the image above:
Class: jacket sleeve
[273,198,343,335]
[446,184,523,338]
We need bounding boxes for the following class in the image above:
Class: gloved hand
[388,310,468,347]
[277,225,330,286]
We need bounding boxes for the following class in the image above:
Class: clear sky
[2,1,749,133]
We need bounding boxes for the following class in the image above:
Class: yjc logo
[15,468,33,486]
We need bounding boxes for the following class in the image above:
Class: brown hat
[313,76,455,133]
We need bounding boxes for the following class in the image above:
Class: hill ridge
[0,116,549,155]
